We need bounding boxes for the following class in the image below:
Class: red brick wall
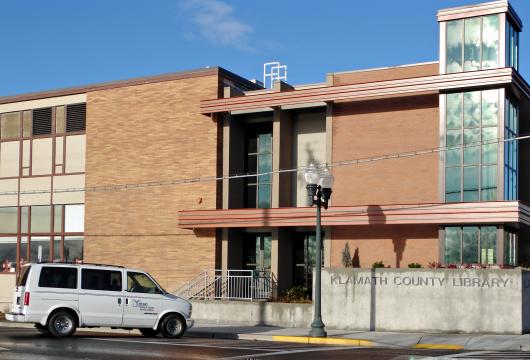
[331,225,439,269]
[332,94,439,206]
[331,62,438,86]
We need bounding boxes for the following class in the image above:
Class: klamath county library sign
[321,268,530,334]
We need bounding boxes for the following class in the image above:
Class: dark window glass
[38,266,77,289]
[32,108,52,136]
[81,269,122,291]
[66,103,86,132]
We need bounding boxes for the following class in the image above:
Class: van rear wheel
[48,311,77,338]
[139,328,160,337]
[160,314,185,339]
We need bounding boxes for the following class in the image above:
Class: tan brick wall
[332,94,439,206]
[330,225,439,269]
[84,75,219,291]
[331,62,438,86]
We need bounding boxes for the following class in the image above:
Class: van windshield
[16,266,31,287]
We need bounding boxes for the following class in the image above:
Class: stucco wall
[321,268,530,334]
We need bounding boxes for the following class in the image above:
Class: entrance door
[292,234,317,289]
[243,234,271,272]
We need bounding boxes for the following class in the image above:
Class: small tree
[341,243,353,268]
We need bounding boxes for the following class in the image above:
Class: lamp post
[304,163,334,338]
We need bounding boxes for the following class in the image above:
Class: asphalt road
[1,327,530,359]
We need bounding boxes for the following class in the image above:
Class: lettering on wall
[330,274,518,288]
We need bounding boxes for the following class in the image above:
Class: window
[446,15,499,73]
[444,226,497,264]
[82,269,122,292]
[38,266,77,289]
[66,103,86,132]
[504,229,517,266]
[506,21,520,70]
[1,112,20,140]
[30,236,50,262]
[64,236,83,262]
[127,272,160,294]
[244,123,272,208]
[65,205,84,232]
[31,206,52,233]
[0,207,17,233]
[0,237,17,272]
[32,108,52,136]
[444,90,499,202]
[504,97,518,200]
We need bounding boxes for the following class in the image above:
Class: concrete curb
[0,323,526,351]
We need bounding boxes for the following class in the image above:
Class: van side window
[127,272,160,294]
[38,267,77,289]
[81,269,122,292]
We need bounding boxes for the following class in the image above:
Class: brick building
[0,1,528,295]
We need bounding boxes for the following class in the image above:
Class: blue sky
[0,0,528,96]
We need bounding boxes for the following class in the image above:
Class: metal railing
[176,270,275,301]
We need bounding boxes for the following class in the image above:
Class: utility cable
[0,133,527,196]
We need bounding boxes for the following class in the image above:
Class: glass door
[243,234,271,272]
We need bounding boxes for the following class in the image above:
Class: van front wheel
[160,314,185,339]
[48,311,77,338]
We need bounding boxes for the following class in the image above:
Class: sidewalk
[2,320,530,351]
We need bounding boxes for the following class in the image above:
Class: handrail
[175,269,275,301]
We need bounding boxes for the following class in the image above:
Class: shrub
[372,261,385,268]
[408,262,423,268]
[427,261,444,269]
[341,243,352,268]
[280,286,311,303]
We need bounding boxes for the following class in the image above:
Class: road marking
[414,343,464,350]
[87,337,288,352]
[272,335,373,347]
[0,347,8,351]
[218,345,363,359]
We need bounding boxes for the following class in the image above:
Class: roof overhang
[201,68,524,114]
[178,201,530,229]
[437,1,522,31]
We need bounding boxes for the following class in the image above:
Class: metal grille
[32,107,52,136]
[66,103,86,132]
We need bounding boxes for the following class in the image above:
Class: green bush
[372,261,385,268]
[408,262,423,268]
[281,286,311,303]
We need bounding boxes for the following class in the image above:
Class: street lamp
[304,163,334,338]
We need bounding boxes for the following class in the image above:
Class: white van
[6,263,194,338]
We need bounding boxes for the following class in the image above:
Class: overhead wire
[0,133,527,197]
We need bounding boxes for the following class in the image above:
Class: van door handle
[118,298,122,305]
[125,298,129,305]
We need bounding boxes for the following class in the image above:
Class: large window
[445,90,499,202]
[244,123,272,208]
[444,226,497,264]
[504,97,518,200]
[0,204,84,271]
[446,15,499,73]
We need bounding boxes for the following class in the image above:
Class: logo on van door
[131,299,154,312]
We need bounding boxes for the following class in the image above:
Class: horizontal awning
[178,201,530,229]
